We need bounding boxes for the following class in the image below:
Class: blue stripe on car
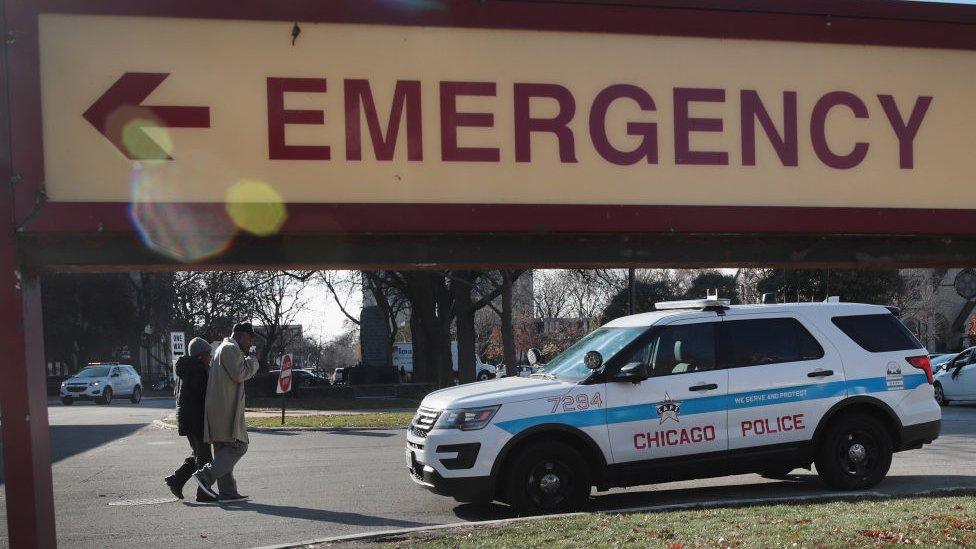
[494,374,928,435]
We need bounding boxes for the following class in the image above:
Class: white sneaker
[192,472,217,499]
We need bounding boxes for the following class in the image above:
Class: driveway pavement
[0,399,974,548]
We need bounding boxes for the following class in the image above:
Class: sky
[292,274,361,343]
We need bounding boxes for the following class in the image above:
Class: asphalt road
[0,399,975,548]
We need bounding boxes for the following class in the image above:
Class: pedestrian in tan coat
[193,322,260,502]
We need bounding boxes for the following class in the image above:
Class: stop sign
[277,354,293,394]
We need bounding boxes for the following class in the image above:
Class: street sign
[34,13,976,215]
[277,354,293,394]
[170,332,186,359]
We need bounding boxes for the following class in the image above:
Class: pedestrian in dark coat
[165,337,216,502]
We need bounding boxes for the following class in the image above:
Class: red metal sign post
[0,108,57,549]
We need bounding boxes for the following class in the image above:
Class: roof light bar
[655,298,731,311]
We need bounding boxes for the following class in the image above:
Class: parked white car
[406,299,940,514]
[934,347,976,405]
[930,352,959,375]
[60,364,143,405]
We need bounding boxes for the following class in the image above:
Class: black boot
[166,457,196,499]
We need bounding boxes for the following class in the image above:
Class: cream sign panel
[39,14,971,207]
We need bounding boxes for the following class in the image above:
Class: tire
[477,370,493,381]
[934,382,949,406]
[60,397,73,405]
[814,413,892,490]
[130,386,142,404]
[97,387,113,405]
[504,440,592,516]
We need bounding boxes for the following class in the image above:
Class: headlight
[433,406,500,431]
[60,381,66,387]
[92,381,100,387]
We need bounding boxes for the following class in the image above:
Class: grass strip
[246,396,419,411]
[382,495,976,548]
[246,412,414,429]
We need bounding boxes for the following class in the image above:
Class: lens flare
[121,118,174,160]
[225,179,287,236]
[129,162,237,262]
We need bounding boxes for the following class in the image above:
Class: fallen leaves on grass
[860,530,916,544]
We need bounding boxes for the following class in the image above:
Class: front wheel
[504,440,591,516]
[934,382,949,406]
[97,387,113,405]
[477,370,493,381]
[130,386,142,404]
[814,413,892,490]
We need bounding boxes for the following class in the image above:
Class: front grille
[410,407,440,438]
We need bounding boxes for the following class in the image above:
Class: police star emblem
[655,393,682,424]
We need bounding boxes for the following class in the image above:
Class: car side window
[719,317,825,368]
[619,322,717,377]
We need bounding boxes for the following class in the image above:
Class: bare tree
[533,270,569,320]
[249,271,312,370]
[171,271,258,342]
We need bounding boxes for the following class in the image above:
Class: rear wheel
[97,387,113,405]
[477,370,493,381]
[814,413,892,490]
[60,397,73,405]
[130,386,142,404]
[504,440,591,516]
[934,382,949,406]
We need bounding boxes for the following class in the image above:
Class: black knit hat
[232,322,255,336]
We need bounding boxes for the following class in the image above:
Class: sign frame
[9,0,976,248]
[6,2,976,547]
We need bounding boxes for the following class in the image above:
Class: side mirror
[527,348,542,366]
[614,362,649,383]
[584,351,603,370]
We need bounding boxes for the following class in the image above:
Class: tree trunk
[501,271,517,376]
[453,271,477,384]
[409,308,427,383]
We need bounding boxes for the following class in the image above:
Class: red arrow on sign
[82,72,211,160]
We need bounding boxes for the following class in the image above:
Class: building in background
[900,269,976,352]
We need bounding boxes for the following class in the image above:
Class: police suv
[405,299,940,514]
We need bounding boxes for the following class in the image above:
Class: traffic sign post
[277,354,293,425]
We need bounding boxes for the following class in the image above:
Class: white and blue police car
[405,298,940,514]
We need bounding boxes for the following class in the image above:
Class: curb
[151,419,407,433]
[252,485,976,549]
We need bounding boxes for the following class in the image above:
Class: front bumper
[60,386,102,399]
[406,448,493,502]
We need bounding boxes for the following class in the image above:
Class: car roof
[603,302,892,328]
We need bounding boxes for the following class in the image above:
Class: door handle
[689,383,718,391]
[807,369,834,378]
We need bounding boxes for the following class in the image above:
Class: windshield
[75,367,111,378]
[537,327,646,381]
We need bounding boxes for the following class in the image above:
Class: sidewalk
[155,407,414,431]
